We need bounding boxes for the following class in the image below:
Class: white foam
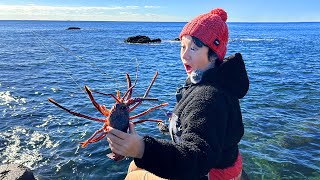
[36,115,53,128]
[0,126,58,168]
[0,91,17,104]
[51,87,60,92]
[0,91,26,105]
[231,38,275,42]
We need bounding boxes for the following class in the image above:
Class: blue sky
[0,0,319,22]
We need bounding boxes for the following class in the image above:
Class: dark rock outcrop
[150,38,161,43]
[0,164,36,180]
[66,27,81,30]
[125,35,161,44]
[174,38,180,41]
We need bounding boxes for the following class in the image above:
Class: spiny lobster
[48,71,168,161]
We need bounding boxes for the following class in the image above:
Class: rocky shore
[0,164,36,180]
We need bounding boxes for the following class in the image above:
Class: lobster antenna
[32,31,85,94]
[133,59,140,86]
[55,43,121,88]
[32,31,122,91]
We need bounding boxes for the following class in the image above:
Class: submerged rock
[125,35,161,44]
[0,164,36,180]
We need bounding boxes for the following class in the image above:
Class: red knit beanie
[179,8,229,61]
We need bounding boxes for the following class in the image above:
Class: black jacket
[134,53,249,179]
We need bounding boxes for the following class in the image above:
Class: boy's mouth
[184,64,192,74]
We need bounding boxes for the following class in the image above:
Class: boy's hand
[106,122,145,158]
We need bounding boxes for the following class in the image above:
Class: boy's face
[180,35,211,77]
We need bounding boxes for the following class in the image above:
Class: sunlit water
[0,21,319,179]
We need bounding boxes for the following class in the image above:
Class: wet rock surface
[0,164,36,180]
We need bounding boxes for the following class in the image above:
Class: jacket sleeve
[134,89,228,179]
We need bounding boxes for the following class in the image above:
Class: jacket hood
[186,53,249,99]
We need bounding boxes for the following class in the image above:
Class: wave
[230,38,275,42]
[0,91,26,105]
[161,40,180,43]
[0,126,59,168]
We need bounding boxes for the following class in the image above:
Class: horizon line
[1,19,320,23]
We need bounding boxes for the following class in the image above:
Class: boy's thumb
[128,122,136,134]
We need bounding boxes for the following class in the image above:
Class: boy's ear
[208,56,215,62]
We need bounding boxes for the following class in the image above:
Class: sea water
[0,21,319,179]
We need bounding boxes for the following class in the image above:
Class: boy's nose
[181,49,190,61]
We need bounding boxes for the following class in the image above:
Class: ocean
[0,21,319,179]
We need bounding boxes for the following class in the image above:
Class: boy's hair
[192,36,221,66]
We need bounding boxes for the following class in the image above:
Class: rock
[124,35,161,44]
[174,38,180,41]
[0,164,36,180]
[66,27,81,30]
[150,38,161,43]
[125,35,151,43]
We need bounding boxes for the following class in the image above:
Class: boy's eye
[190,46,197,51]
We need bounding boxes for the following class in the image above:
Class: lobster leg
[80,128,107,148]
[123,66,140,101]
[133,119,163,124]
[117,90,121,100]
[125,73,132,100]
[48,98,105,122]
[121,84,136,102]
[128,102,141,113]
[89,133,108,143]
[127,98,158,112]
[91,89,121,104]
[126,71,159,112]
[129,102,168,120]
[143,71,158,98]
[84,86,111,116]
[81,126,124,161]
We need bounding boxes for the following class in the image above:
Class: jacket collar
[185,53,249,99]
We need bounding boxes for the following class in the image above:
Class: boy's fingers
[128,122,136,135]
[107,126,127,139]
[107,132,124,146]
